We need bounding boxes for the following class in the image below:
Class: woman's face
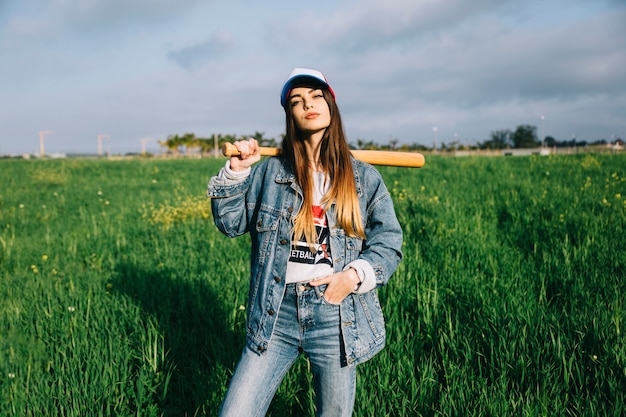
[288,87,331,136]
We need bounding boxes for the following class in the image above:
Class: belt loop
[313,285,322,299]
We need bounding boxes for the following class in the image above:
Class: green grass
[1,154,624,416]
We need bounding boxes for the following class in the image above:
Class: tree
[481,129,512,149]
[353,138,377,150]
[544,136,557,147]
[512,125,539,148]
[182,133,200,155]
[251,131,277,148]
[197,138,212,155]
[160,134,184,155]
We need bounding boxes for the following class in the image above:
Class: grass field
[1,153,625,416]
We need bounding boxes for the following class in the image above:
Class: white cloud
[1,0,203,40]
[168,31,235,69]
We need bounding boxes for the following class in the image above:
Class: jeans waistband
[286,281,326,298]
[286,281,314,289]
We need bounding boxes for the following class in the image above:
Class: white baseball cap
[280,68,335,108]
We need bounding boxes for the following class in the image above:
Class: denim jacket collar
[272,157,364,198]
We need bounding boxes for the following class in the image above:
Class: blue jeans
[218,283,357,417]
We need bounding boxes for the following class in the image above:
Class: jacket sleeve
[207,161,252,238]
[351,166,403,292]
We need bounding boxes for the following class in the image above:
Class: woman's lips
[305,112,319,119]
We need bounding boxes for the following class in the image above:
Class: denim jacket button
[280,239,287,245]
[258,345,266,352]
[274,276,281,283]
[267,309,275,315]
[287,207,293,213]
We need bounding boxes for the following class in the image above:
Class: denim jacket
[207,156,403,366]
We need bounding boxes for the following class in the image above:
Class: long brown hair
[282,87,365,249]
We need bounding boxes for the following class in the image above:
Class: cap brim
[280,75,334,108]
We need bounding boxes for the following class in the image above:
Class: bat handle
[221,142,281,157]
[221,142,239,157]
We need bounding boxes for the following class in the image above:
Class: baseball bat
[221,143,425,168]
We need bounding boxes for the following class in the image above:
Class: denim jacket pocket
[254,207,281,263]
[354,291,386,345]
[345,236,363,263]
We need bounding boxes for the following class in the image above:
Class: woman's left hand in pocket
[310,269,360,304]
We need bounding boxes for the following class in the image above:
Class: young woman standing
[208,68,403,416]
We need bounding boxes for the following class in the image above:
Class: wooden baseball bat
[221,143,425,168]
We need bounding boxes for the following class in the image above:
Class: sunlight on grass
[0,154,624,416]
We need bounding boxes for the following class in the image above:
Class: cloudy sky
[1,0,624,155]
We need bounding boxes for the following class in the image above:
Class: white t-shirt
[285,172,333,283]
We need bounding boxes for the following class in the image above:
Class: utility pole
[97,134,110,157]
[141,137,151,156]
[39,131,54,158]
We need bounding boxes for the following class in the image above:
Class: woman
[208,68,403,416]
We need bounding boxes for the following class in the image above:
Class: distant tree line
[156,131,431,156]
[157,131,277,156]
[478,125,618,150]
[156,125,620,156]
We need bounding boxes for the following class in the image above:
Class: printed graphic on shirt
[289,204,332,267]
